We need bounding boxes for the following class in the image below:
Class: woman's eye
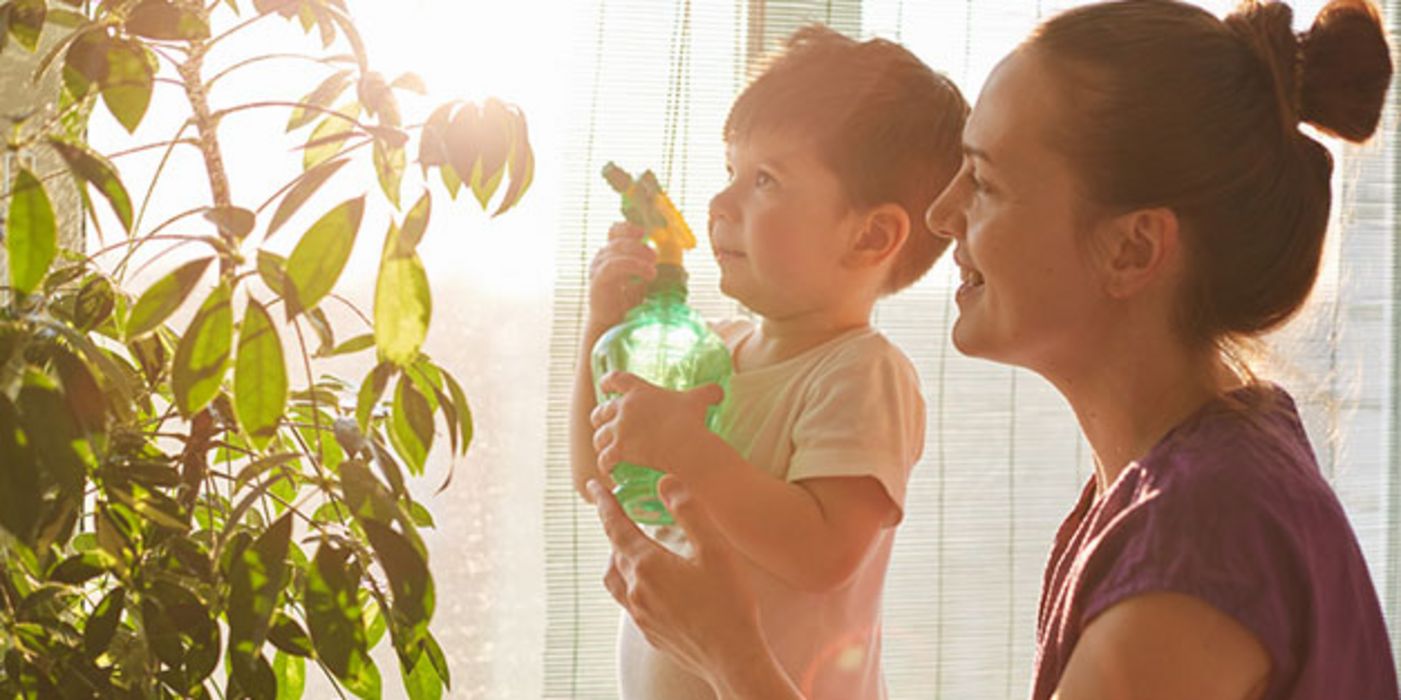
[969,171,990,196]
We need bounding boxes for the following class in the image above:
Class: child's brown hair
[725,26,969,294]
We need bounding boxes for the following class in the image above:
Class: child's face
[708,130,864,318]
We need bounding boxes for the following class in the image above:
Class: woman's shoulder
[1139,383,1319,499]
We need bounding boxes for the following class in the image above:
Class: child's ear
[845,204,910,269]
[1095,206,1179,299]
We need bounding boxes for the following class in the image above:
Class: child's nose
[708,188,736,224]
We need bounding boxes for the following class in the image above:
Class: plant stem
[175,25,236,277]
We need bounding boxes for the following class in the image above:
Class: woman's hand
[590,371,724,478]
[591,478,772,688]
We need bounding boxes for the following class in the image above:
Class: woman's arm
[1054,592,1271,700]
[592,478,807,700]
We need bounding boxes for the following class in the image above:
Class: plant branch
[210,101,370,132]
[206,52,327,89]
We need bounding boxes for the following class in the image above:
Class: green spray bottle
[592,162,733,525]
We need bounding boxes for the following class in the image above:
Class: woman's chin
[950,317,996,360]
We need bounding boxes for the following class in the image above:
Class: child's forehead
[724,129,826,169]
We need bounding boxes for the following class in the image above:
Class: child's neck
[738,305,871,372]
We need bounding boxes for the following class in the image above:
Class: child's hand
[587,223,657,331]
[591,371,724,477]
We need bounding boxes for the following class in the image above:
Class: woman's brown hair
[1029,0,1391,347]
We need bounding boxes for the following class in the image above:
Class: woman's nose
[924,183,966,241]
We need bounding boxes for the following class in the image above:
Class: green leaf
[49,551,110,585]
[389,72,427,95]
[494,107,535,217]
[339,458,408,532]
[83,587,124,659]
[205,206,256,241]
[401,644,443,700]
[235,299,287,450]
[444,103,481,199]
[7,0,45,52]
[73,274,117,331]
[416,101,454,170]
[267,156,349,239]
[389,375,431,475]
[126,257,213,339]
[232,452,301,493]
[398,190,431,254]
[273,651,305,700]
[257,249,288,296]
[321,332,374,358]
[48,138,134,233]
[362,520,434,635]
[267,613,313,657]
[125,0,211,41]
[363,597,387,649]
[306,542,381,699]
[229,513,293,692]
[407,501,434,529]
[469,99,513,209]
[284,196,364,319]
[0,401,41,542]
[62,28,107,99]
[303,101,359,171]
[287,69,353,131]
[100,39,156,134]
[441,369,473,459]
[356,361,393,430]
[422,632,451,690]
[172,282,234,418]
[52,346,106,434]
[6,168,56,296]
[373,140,405,208]
[306,305,334,356]
[374,223,431,367]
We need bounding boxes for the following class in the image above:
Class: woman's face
[924,49,1115,376]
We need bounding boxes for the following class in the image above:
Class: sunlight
[343,0,577,298]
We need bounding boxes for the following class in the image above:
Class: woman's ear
[1096,207,1179,299]
[846,203,911,269]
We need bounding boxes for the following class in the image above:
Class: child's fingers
[590,400,618,429]
[592,423,617,453]
[608,222,647,241]
[598,371,649,396]
[591,257,657,287]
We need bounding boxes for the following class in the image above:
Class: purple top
[1032,384,1398,699]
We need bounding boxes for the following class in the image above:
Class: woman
[590,0,1397,698]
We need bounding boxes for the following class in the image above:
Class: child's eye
[755,170,776,188]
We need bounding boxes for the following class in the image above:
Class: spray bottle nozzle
[602,162,696,266]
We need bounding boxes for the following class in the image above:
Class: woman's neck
[1050,337,1240,495]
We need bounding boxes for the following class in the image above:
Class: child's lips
[714,247,747,262]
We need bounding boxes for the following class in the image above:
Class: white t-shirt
[618,318,926,700]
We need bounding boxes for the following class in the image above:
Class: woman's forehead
[965,50,1066,173]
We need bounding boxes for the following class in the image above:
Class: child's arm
[569,224,656,502]
[592,373,903,592]
[679,434,898,593]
